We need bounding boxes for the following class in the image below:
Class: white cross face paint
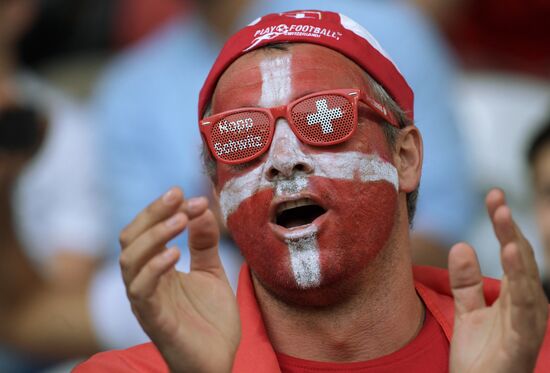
[219,151,398,222]
[275,174,308,196]
[285,226,321,289]
[259,55,292,107]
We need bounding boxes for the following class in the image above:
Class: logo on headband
[281,11,322,20]
[244,23,342,52]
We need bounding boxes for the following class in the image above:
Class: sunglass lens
[291,95,355,145]
[210,111,271,163]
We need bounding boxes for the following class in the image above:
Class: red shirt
[76,265,550,372]
[276,309,449,372]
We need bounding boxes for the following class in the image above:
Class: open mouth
[275,198,327,229]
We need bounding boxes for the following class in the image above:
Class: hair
[200,43,419,225]
[527,113,550,167]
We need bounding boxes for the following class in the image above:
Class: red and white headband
[198,10,414,122]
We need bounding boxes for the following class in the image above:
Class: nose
[264,120,314,180]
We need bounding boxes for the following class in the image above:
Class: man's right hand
[119,187,241,373]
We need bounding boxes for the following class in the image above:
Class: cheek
[226,189,298,289]
[352,122,393,161]
[311,177,397,285]
[216,165,235,190]
[303,122,394,164]
[215,162,259,195]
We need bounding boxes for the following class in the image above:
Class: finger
[119,187,184,248]
[485,188,506,221]
[486,188,518,247]
[120,212,188,285]
[449,242,486,317]
[492,204,517,248]
[127,246,180,305]
[120,187,209,250]
[487,188,528,246]
[501,242,547,341]
[188,209,225,277]
[491,201,540,280]
[184,196,209,219]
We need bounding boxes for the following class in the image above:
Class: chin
[227,177,397,307]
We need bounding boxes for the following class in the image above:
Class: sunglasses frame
[199,88,398,165]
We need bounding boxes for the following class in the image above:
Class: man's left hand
[449,188,548,373]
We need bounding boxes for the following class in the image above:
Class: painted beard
[221,151,398,306]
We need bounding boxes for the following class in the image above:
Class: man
[87,0,473,353]
[78,10,549,372]
[527,115,550,299]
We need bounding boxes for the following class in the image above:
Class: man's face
[533,145,550,272]
[211,44,400,305]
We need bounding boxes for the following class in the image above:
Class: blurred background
[0,0,548,371]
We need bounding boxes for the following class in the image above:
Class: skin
[119,44,548,372]
[532,145,550,272]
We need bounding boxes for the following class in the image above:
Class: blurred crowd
[0,0,548,371]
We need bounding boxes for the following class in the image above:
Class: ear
[394,126,423,193]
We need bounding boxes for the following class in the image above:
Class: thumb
[187,208,225,276]
[449,242,486,318]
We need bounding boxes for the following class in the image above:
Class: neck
[252,236,423,362]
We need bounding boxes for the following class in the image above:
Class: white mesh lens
[210,111,271,162]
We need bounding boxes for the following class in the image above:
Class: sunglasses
[199,88,398,165]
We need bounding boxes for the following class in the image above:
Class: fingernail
[166,213,184,228]
[187,197,206,214]
[162,247,176,260]
[162,188,178,205]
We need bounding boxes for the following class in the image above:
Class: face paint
[286,225,321,288]
[222,149,398,298]
[259,55,292,107]
[212,44,400,305]
[220,149,398,222]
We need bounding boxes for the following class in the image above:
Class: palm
[140,268,240,373]
[450,291,513,372]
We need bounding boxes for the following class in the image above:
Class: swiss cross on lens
[307,99,343,134]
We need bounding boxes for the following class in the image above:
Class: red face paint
[226,176,396,305]
[213,44,399,306]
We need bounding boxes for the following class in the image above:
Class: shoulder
[75,343,168,372]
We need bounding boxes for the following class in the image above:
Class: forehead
[211,43,371,113]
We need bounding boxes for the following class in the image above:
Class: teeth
[277,198,315,215]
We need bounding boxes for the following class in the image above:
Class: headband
[198,10,413,122]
